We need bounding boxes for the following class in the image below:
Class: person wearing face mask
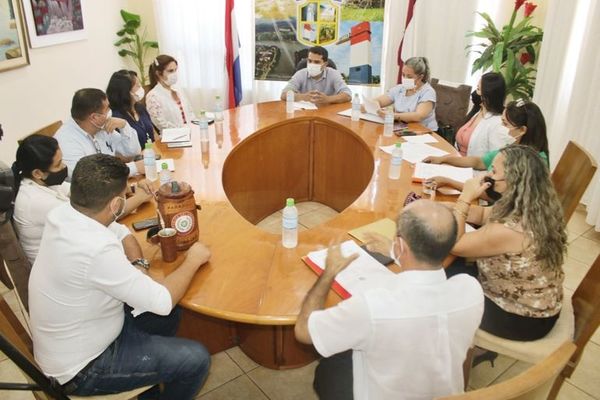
[146,54,197,131]
[453,72,513,157]
[29,154,212,399]
[294,200,483,400]
[107,70,157,149]
[449,145,567,347]
[55,88,143,181]
[12,135,154,264]
[423,100,549,193]
[371,56,438,131]
[280,46,352,105]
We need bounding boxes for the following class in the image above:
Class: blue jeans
[63,306,210,399]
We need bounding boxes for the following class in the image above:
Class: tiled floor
[1,204,599,399]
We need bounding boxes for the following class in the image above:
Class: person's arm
[391,101,434,123]
[328,72,353,104]
[108,119,142,158]
[374,94,394,108]
[295,243,358,344]
[56,135,86,181]
[120,179,154,218]
[146,91,179,131]
[309,91,351,104]
[426,176,464,191]
[423,155,487,170]
[280,72,307,101]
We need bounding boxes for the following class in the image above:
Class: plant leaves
[118,49,137,58]
[114,37,134,46]
[143,41,159,48]
[120,9,141,24]
[493,42,505,71]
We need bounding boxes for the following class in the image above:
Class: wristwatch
[132,258,150,270]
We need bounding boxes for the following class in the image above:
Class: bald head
[396,200,457,266]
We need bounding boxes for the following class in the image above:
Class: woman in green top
[424,100,549,192]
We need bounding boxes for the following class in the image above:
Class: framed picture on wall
[22,0,87,48]
[0,0,30,72]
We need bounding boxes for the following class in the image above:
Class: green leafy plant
[114,10,159,86]
[467,0,543,99]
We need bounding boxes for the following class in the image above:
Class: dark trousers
[446,258,559,341]
[313,350,353,400]
[63,306,210,400]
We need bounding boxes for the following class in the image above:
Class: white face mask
[402,78,415,90]
[165,72,178,86]
[307,63,323,77]
[389,238,403,267]
[111,195,127,221]
[91,109,112,130]
[132,87,145,102]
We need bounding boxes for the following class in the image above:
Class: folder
[348,218,396,242]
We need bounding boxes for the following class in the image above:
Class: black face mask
[483,176,503,201]
[43,166,68,187]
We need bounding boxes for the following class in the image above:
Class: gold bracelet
[453,208,468,219]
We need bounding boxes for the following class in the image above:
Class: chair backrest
[0,214,32,312]
[295,57,337,72]
[551,141,597,222]
[430,78,472,132]
[435,341,576,400]
[17,120,63,145]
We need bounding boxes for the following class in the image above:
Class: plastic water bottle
[214,95,224,121]
[286,90,295,114]
[383,108,394,137]
[199,111,209,142]
[351,93,361,121]
[159,162,171,186]
[388,143,403,180]
[143,141,157,181]
[282,198,298,248]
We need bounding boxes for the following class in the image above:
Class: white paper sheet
[306,240,394,295]
[161,127,191,143]
[362,95,381,115]
[413,163,473,183]
[155,158,175,172]
[338,108,385,124]
[294,101,318,110]
[400,143,449,163]
[401,134,438,144]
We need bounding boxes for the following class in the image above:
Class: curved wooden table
[127,101,457,369]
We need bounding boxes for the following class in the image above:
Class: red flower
[514,0,526,11]
[520,52,531,64]
[524,2,537,17]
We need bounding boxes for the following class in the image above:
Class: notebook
[161,127,191,143]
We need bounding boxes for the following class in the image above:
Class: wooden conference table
[125,101,457,369]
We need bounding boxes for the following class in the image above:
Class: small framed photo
[21,0,87,48]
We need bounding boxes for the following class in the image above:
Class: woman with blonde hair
[450,144,567,342]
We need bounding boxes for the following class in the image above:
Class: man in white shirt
[55,88,143,180]
[29,154,211,399]
[280,46,352,105]
[295,200,484,400]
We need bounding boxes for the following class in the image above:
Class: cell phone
[360,245,394,266]
[132,217,160,231]
[395,130,417,137]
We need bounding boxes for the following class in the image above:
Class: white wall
[0,0,127,162]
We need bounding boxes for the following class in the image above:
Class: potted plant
[114,10,159,86]
[467,0,543,99]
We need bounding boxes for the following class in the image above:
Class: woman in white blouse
[13,135,154,264]
[454,72,512,157]
[146,54,196,131]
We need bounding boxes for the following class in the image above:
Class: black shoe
[472,351,498,368]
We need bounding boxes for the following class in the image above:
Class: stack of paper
[161,127,191,143]
[412,162,473,183]
[401,134,438,144]
[303,240,393,299]
[379,143,449,164]
[294,101,318,110]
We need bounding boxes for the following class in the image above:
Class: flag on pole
[397,0,417,84]
[225,0,242,108]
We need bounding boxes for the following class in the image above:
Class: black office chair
[295,58,337,72]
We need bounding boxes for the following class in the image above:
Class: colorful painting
[0,0,29,72]
[22,0,87,47]
[255,0,385,85]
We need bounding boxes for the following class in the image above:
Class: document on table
[362,95,380,115]
[348,218,396,242]
[379,142,449,163]
[401,134,438,144]
[302,240,393,299]
[412,162,473,183]
[161,127,191,143]
[155,158,175,172]
[294,101,318,110]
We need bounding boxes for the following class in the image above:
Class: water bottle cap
[395,143,402,148]
[161,162,168,170]
[145,141,153,149]
[216,95,221,100]
[286,198,295,206]
[200,110,206,115]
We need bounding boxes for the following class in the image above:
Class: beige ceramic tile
[0,359,35,400]
[299,209,339,229]
[197,375,267,400]
[248,361,318,400]
[468,354,516,389]
[225,346,259,373]
[567,341,600,398]
[0,280,10,296]
[567,209,593,237]
[557,381,596,400]
[582,227,600,243]
[197,351,243,396]
[568,236,600,266]
[295,201,324,216]
[490,360,532,384]
[562,256,592,292]
[591,327,600,346]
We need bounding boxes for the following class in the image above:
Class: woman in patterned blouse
[450,144,567,341]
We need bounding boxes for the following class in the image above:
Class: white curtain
[533,0,600,230]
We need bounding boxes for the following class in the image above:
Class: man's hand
[185,241,211,267]
[136,179,157,199]
[309,91,330,104]
[324,243,358,278]
[104,117,127,133]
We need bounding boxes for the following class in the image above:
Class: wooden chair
[474,252,600,399]
[430,78,472,142]
[551,141,597,222]
[0,213,32,312]
[436,341,576,400]
[17,120,63,145]
[0,296,153,400]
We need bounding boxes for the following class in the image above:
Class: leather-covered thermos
[157,181,199,250]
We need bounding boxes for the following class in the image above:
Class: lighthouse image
[336,21,372,84]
